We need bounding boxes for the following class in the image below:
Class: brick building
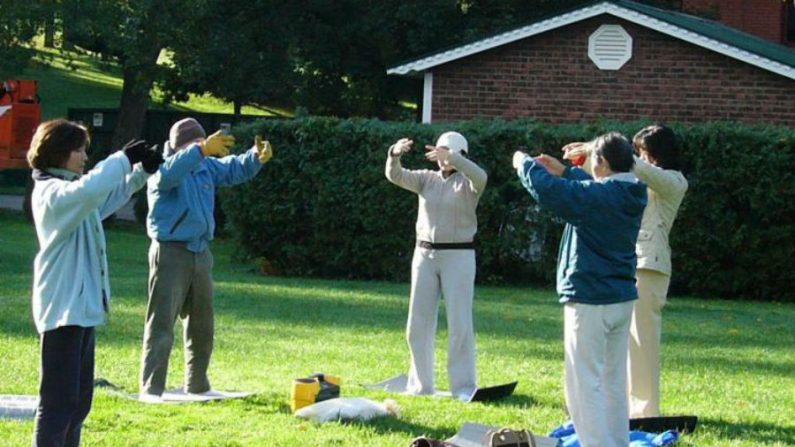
[388,0,795,125]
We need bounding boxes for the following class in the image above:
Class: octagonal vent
[588,24,633,70]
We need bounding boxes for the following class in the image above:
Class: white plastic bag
[294,397,399,423]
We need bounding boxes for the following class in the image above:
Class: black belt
[417,240,475,250]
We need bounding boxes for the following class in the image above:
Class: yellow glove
[201,130,235,157]
[255,135,273,164]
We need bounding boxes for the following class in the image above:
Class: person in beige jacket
[627,125,688,417]
[563,124,688,418]
[385,131,487,401]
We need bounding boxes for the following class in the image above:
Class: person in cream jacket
[627,125,688,417]
[385,131,487,401]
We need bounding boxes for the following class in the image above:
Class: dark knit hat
[169,118,206,149]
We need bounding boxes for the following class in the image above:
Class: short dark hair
[592,131,635,173]
[27,119,90,170]
[633,124,681,170]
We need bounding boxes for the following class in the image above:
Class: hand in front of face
[535,154,566,177]
[390,138,413,156]
[424,145,451,167]
[562,141,590,165]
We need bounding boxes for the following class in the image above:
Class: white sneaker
[138,393,163,404]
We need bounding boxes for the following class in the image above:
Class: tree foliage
[0,0,40,79]
[6,0,702,126]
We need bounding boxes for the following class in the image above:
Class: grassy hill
[17,43,286,120]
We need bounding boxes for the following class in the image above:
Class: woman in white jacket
[385,132,487,401]
[626,125,688,418]
[28,119,161,446]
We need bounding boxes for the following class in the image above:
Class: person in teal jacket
[28,119,161,445]
[139,118,273,401]
[513,132,647,447]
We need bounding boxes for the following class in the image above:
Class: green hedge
[221,118,795,301]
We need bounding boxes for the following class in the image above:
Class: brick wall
[683,0,785,43]
[430,15,795,125]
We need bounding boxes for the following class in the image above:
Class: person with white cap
[385,131,487,401]
[139,118,273,402]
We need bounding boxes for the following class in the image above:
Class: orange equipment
[0,80,42,169]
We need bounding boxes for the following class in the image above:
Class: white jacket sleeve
[448,152,487,195]
[633,156,688,198]
[98,164,151,220]
[385,149,427,194]
[36,152,131,240]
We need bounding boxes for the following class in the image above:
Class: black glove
[141,145,164,174]
[121,139,150,166]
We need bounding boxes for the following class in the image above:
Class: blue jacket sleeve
[517,158,596,225]
[563,166,593,181]
[152,145,204,190]
[204,148,262,187]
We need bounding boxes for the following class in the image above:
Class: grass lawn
[0,209,792,446]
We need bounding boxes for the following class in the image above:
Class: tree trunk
[44,12,55,48]
[234,100,242,117]
[110,49,161,149]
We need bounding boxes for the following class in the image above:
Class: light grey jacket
[31,151,149,333]
[633,156,688,275]
[386,149,487,244]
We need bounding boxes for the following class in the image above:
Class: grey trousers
[405,247,477,398]
[140,241,214,395]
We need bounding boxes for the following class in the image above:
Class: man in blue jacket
[139,118,273,402]
[513,132,647,447]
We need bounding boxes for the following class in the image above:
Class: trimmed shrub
[221,118,795,301]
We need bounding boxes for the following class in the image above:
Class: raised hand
[255,135,273,164]
[425,145,451,167]
[201,130,235,157]
[535,154,566,177]
[562,142,590,166]
[121,139,150,166]
[141,145,164,174]
[389,138,413,156]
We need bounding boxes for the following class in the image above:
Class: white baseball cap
[435,131,468,155]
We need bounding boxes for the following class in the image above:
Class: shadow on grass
[206,284,564,342]
[347,417,456,440]
[481,392,540,409]
[699,417,795,445]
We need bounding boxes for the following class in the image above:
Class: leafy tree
[60,0,194,147]
[159,0,295,117]
[0,1,40,79]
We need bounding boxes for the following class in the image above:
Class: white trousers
[406,247,477,398]
[564,300,634,447]
[628,269,670,418]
